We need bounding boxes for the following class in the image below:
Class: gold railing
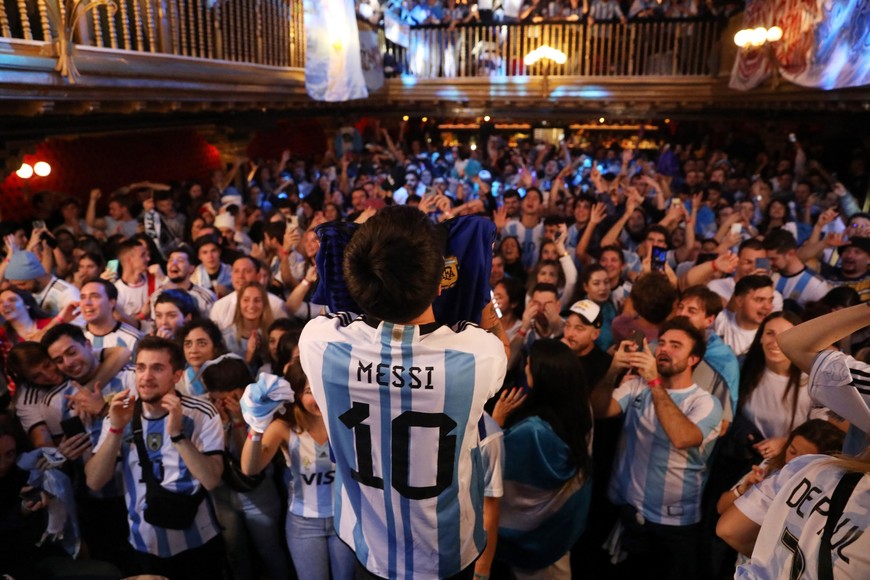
[384,18,723,78]
[0,0,305,67]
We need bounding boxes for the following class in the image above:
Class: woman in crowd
[285,230,323,321]
[260,319,301,375]
[716,418,844,515]
[0,288,53,345]
[499,236,528,283]
[534,232,578,309]
[224,282,274,372]
[738,312,827,462]
[493,338,593,579]
[178,318,228,397]
[579,264,616,352]
[241,361,355,580]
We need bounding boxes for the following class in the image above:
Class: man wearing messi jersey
[299,206,507,580]
[591,317,722,580]
[86,336,226,578]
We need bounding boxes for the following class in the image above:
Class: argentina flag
[304,0,369,101]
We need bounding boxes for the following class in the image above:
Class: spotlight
[34,161,51,177]
[402,115,409,121]
[16,163,33,179]
[422,116,428,122]
[484,115,491,122]
[599,117,605,124]
[766,26,783,42]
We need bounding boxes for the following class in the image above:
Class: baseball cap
[568,299,602,328]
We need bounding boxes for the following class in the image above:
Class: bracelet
[647,377,663,388]
[301,279,310,287]
[108,426,123,436]
[733,487,742,498]
[711,259,718,272]
[517,327,528,338]
[248,432,263,442]
[53,315,65,325]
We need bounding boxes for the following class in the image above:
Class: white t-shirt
[299,313,507,580]
[209,290,288,330]
[714,309,758,357]
[740,367,827,440]
[115,275,151,317]
[735,454,870,579]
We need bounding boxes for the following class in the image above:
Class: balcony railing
[0,0,305,68]
[384,17,723,79]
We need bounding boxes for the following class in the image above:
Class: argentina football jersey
[299,313,506,580]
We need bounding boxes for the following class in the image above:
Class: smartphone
[32,220,46,231]
[106,259,120,275]
[60,416,87,438]
[651,247,667,271]
[755,257,771,271]
[730,223,743,236]
[19,487,42,504]
[286,216,299,232]
[490,290,503,319]
[626,330,644,352]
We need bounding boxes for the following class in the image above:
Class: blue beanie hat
[6,251,47,281]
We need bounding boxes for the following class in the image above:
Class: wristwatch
[170,432,187,444]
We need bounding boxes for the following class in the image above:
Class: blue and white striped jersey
[190,262,232,295]
[84,322,143,351]
[93,394,224,557]
[34,276,80,317]
[176,365,207,398]
[502,219,544,271]
[608,378,722,526]
[735,454,870,579]
[286,430,335,518]
[299,313,506,580]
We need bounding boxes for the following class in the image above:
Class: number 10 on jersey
[340,401,457,500]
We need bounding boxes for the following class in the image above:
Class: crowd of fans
[1,115,869,579]
[361,0,744,26]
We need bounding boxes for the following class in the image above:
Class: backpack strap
[818,471,864,580]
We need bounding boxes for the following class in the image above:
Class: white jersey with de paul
[735,454,870,579]
[94,394,224,557]
[299,313,506,580]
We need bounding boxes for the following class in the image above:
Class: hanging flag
[304,0,368,101]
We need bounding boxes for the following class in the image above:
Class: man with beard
[824,237,870,302]
[149,245,216,318]
[86,336,226,577]
[591,317,722,580]
[562,299,611,386]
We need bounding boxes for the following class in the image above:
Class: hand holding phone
[651,247,667,272]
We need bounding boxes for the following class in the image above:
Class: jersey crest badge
[441,256,459,290]
[147,433,163,451]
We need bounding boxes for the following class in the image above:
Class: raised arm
[241,416,290,475]
[778,303,870,374]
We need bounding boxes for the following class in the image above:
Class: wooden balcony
[0,3,867,121]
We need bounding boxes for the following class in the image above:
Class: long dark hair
[738,311,804,432]
[506,339,592,478]
[1,288,51,343]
